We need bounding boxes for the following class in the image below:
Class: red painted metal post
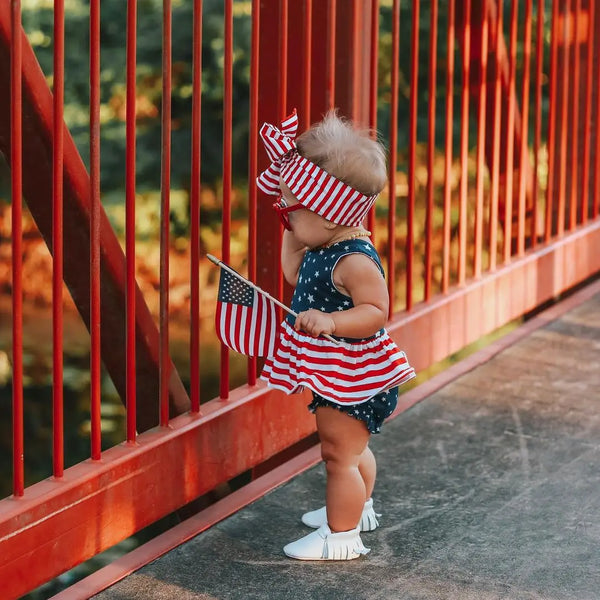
[52,0,65,475]
[368,0,379,241]
[489,0,503,271]
[569,0,581,231]
[557,0,570,237]
[545,0,560,240]
[517,0,532,256]
[443,0,456,292]
[125,0,138,439]
[247,0,259,387]
[160,0,172,423]
[474,1,488,278]
[327,0,336,109]
[89,0,102,459]
[11,0,24,497]
[581,0,594,224]
[220,0,233,400]
[278,0,288,122]
[302,1,312,130]
[458,0,471,285]
[387,0,400,314]
[532,0,544,248]
[557,2,571,234]
[406,0,419,310]
[255,1,286,321]
[276,0,286,309]
[190,0,202,411]
[503,0,518,264]
[425,0,438,298]
[594,0,600,219]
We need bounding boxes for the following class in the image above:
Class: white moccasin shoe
[283,523,370,560]
[301,498,381,532]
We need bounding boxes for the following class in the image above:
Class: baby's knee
[321,441,360,470]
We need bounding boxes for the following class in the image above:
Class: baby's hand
[294,309,336,337]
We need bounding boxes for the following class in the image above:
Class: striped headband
[256,109,378,227]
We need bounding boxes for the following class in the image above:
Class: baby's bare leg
[358,445,376,500]
[316,406,370,533]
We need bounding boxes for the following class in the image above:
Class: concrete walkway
[93,285,600,600]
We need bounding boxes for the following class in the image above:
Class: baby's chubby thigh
[315,404,370,467]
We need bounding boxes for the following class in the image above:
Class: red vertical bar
[53,0,65,475]
[327,0,336,109]
[276,0,286,308]
[159,0,172,424]
[302,0,312,127]
[503,0,518,264]
[247,0,259,386]
[532,0,544,248]
[125,0,138,438]
[474,2,488,278]
[580,0,594,224]
[517,0,532,256]
[387,0,400,315]
[594,1,600,218]
[368,0,379,240]
[545,0,560,240]
[279,0,288,120]
[190,0,202,411]
[89,0,102,459]
[458,0,471,285]
[489,0,503,271]
[557,0,570,237]
[442,0,455,293]
[569,0,581,231]
[406,0,419,310]
[220,0,233,400]
[425,0,438,299]
[11,0,24,497]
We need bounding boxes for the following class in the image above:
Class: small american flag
[215,268,278,357]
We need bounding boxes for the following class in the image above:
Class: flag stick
[207,254,339,344]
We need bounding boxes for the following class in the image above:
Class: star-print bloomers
[260,238,416,415]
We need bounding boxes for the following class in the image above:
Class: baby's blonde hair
[295,110,387,196]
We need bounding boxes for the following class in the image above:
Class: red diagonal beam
[0,4,189,432]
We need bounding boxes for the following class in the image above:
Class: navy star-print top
[287,238,386,342]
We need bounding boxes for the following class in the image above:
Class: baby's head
[257,108,386,230]
[295,110,387,197]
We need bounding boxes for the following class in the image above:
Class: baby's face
[278,184,335,248]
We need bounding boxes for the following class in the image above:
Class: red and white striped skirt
[260,321,416,405]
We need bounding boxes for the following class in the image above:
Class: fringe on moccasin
[359,498,381,532]
[321,526,370,560]
[284,523,370,561]
[301,498,381,532]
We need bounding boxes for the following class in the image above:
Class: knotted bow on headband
[256,109,378,228]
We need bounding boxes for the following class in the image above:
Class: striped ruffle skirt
[260,321,416,405]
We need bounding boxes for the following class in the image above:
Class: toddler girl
[257,109,415,560]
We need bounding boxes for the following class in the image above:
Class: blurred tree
[21,0,253,197]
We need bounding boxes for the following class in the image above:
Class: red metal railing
[1,1,600,597]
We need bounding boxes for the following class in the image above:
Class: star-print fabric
[308,387,399,434]
[260,239,416,408]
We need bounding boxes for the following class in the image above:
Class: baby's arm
[281,230,308,286]
[294,253,388,338]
